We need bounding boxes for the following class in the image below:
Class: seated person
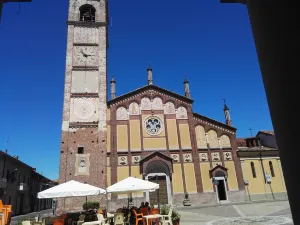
[139,202,145,209]
[144,202,151,212]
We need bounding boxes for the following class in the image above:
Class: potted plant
[160,205,181,225]
[171,208,181,225]
[183,193,191,206]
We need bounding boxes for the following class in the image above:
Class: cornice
[69,122,98,128]
[67,21,107,27]
[71,93,99,98]
[73,43,99,46]
[193,113,236,134]
[72,66,99,71]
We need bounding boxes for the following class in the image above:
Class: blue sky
[0,0,272,179]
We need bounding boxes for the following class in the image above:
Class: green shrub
[160,205,181,221]
[82,202,100,210]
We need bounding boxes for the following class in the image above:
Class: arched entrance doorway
[145,160,172,205]
[210,165,229,202]
[214,171,228,201]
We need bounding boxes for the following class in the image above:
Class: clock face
[74,46,97,66]
[74,99,96,120]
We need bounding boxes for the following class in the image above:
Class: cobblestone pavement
[178,201,293,225]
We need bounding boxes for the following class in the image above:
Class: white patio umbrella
[38,180,106,199]
[106,177,159,194]
[106,177,160,211]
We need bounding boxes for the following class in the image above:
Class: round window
[144,116,163,135]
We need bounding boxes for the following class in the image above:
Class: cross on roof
[249,128,253,136]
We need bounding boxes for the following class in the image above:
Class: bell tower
[58,0,108,211]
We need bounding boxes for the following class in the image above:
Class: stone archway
[145,160,170,176]
[145,160,172,205]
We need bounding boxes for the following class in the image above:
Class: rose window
[145,117,163,135]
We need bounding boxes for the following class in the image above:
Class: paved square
[177,201,293,225]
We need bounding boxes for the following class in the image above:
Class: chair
[96,214,109,225]
[147,208,160,225]
[0,200,12,225]
[6,212,12,225]
[53,219,65,225]
[132,209,143,225]
[114,213,124,225]
[139,208,148,216]
[41,217,46,225]
[106,212,114,225]
[162,207,173,225]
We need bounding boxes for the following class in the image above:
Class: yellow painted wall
[212,162,220,167]
[243,160,266,194]
[117,125,128,151]
[262,159,285,193]
[220,135,231,148]
[129,120,141,150]
[224,161,238,191]
[142,114,165,137]
[107,108,111,121]
[143,137,167,150]
[179,124,192,149]
[195,125,207,149]
[172,164,184,193]
[107,157,110,167]
[200,163,213,192]
[166,119,179,149]
[117,166,129,198]
[277,160,287,192]
[131,166,143,197]
[207,130,219,148]
[242,159,286,196]
[184,163,197,193]
[107,167,111,186]
[107,125,111,152]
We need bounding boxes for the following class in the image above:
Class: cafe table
[142,214,163,225]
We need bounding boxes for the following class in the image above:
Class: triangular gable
[107,85,194,106]
[209,164,228,178]
[139,151,174,176]
[140,151,173,164]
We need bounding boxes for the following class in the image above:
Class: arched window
[79,5,96,22]
[250,162,256,178]
[269,161,275,177]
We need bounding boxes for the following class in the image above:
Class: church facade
[58,0,246,211]
[105,70,245,207]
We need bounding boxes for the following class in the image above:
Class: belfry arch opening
[79,4,96,22]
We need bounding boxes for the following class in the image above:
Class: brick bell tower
[58,0,108,211]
